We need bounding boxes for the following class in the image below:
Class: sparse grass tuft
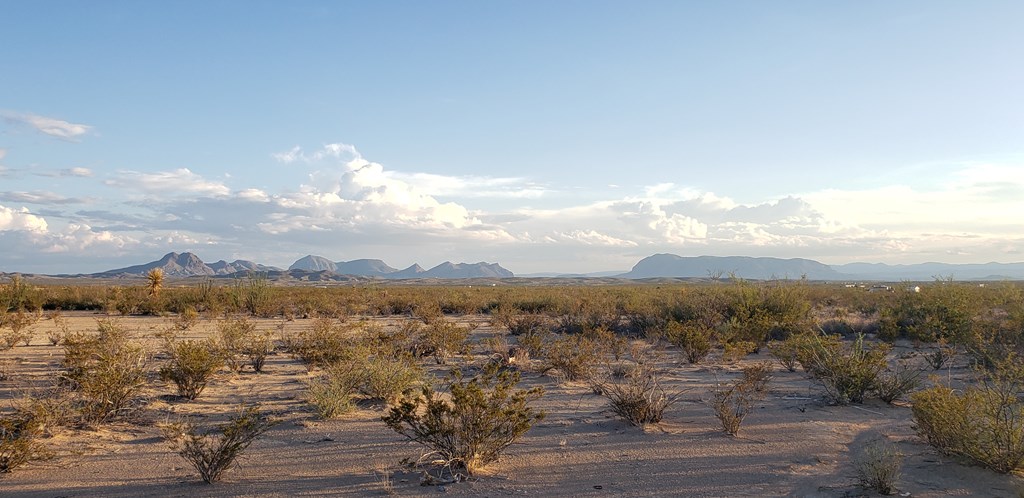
[853,439,903,495]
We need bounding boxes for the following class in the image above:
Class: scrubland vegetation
[1,273,1023,495]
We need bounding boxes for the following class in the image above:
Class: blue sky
[2,1,1023,274]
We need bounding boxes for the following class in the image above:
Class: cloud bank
[1,141,1022,274]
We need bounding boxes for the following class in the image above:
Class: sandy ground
[2,312,1022,497]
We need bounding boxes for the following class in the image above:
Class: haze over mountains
[7,252,1024,281]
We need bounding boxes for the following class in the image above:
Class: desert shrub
[0,416,45,475]
[600,364,680,426]
[515,328,549,359]
[159,340,224,400]
[216,317,256,373]
[879,282,975,343]
[284,318,354,368]
[234,272,273,316]
[241,331,274,373]
[1,310,39,348]
[711,374,764,436]
[498,313,550,336]
[383,363,544,476]
[924,339,957,370]
[307,363,362,418]
[46,310,70,346]
[721,340,757,364]
[585,326,629,361]
[174,306,200,330]
[741,361,774,393]
[61,320,148,423]
[854,439,903,495]
[360,355,424,404]
[13,384,75,437]
[164,405,277,483]
[873,362,922,404]
[416,319,473,365]
[665,321,714,364]
[767,338,800,372]
[807,334,889,405]
[911,358,1024,473]
[544,333,602,381]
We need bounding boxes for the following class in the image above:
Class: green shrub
[383,364,544,476]
[854,439,903,495]
[159,340,224,400]
[416,319,473,365]
[767,338,800,372]
[543,334,602,381]
[721,340,757,364]
[741,361,774,393]
[284,318,354,368]
[60,320,148,423]
[806,334,889,405]
[911,358,1024,473]
[164,405,277,483]
[666,321,714,364]
[307,363,361,418]
[216,317,256,373]
[360,355,424,405]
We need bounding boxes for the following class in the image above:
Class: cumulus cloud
[0,204,48,232]
[104,168,230,197]
[1,110,93,141]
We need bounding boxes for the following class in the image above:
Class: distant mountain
[621,254,842,280]
[288,255,337,272]
[94,252,280,277]
[335,259,398,276]
[95,252,215,277]
[284,256,513,279]
[208,259,280,275]
[388,264,426,279]
[836,261,1024,281]
[413,262,514,279]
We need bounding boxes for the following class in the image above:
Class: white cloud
[63,167,94,177]
[0,204,48,232]
[386,172,549,199]
[1,110,93,141]
[0,191,89,205]
[105,168,230,196]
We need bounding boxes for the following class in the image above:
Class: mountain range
[619,254,1024,281]
[8,252,1024,281]
[84,252,515,279]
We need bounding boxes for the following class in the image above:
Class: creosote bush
[383,363,544,476]
[216,317,257,373]
[306,363,362,418]
[163,405,277,484]
[159,339,224,400]
[0,416,46,475]
[60,320,148,423]
[711,365,770,436]
[854,439,903,495]
[806,334,889,405]
[666,321,714,364]
[911,357,1024,474]
[544,333,602,381]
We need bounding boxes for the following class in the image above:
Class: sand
[2,312,1022,497]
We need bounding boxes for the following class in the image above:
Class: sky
[1,1,1023,275]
